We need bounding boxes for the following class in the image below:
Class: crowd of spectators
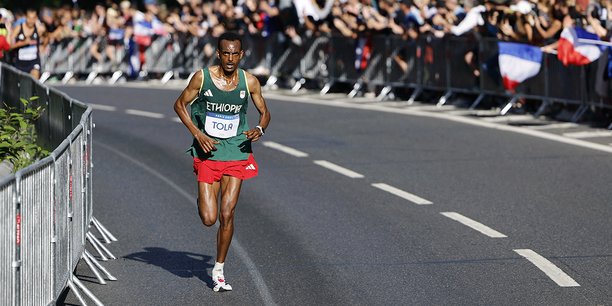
[0,0,609,78]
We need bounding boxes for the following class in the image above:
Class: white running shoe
[212,275,233,292]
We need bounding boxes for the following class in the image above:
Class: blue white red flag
[557,27,601,66]
[498,42,542,91]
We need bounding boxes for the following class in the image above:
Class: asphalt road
[55,84,612,305]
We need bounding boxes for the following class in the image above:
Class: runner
[10,8,44,79]
[173,31,271,292]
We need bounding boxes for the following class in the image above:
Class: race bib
[18,45,37,61]
[204,112,240,139]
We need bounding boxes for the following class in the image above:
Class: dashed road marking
[171,117,183,123]
[125,109,165,119]
[526,123,578,130]
[89,103,117,111]
[440,212,507,238]
[562,131,612,139]
[313,160,364,178]
[514,249,580,287]
[371,183,432,205]
[262,141,309,157]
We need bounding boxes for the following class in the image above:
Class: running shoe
[212,275,233,292]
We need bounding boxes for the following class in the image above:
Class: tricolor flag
[557,27,601,66]
[498,42,542,91]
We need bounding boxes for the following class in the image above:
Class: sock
[212,262,224,279]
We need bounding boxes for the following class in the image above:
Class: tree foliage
[0,97,49,172]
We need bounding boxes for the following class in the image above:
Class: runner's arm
[243,72,270,142]
[173,70,219,152]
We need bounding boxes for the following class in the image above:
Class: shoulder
[187,69,204,90]
[242,70,261,90]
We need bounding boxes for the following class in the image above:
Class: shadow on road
[124,247,215,288]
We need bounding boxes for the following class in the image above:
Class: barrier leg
[292,78,306,93]
[92,217,118,242]
[437,90,453,107]
[534,100,551,117]
[40,71,52,83]
[407,87,422,105]
[82,252,107,285]
[320,82,333,95]
[469,93,485,110]
[87,232,117,259]
[92,222,111,244]
[85,250,117,281]
[86,233,108,261]
[62,71,74,84]
[161,71,174,84]
[348,82,362,98]
[571,104,589,123]
[109,71,124,84]
[377,86,393,101]
[72,274,105,306]
[499,96,518,116]
[67,279,89,306]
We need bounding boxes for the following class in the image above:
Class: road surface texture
[55,83,612,305]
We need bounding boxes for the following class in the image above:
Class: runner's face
[217,40,243,74]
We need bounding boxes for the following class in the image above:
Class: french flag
[498,42,542,91]
[557,27,601,66]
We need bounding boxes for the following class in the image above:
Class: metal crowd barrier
[0,63,117,306]
[38,32,612,125]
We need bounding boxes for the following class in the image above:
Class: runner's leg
[198,181,221,227]
[216,175,242,263]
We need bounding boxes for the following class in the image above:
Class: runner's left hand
[244,128,262,142]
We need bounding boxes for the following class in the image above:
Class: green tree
[0,97,49,171]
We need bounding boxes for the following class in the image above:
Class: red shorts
[193,154,259,183]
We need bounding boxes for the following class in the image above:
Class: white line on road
[89,103,117,111]
[125,109,165,119]
[440,212,507,238]
[264,92,612,155]
[96,141,277,305]
[526,122,578,130]
[481,115,535,122]
[562,130,612,139]
[262,141,309,157]
[514,249,580,287]
[171,117,183,123]
[313,160,364,178]
[371,183,432,205]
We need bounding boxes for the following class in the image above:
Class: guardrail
[0,63,117,306]
[38,32,612,126]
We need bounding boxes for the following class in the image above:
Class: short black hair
[217,32,242,50]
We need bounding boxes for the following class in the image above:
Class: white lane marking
[371,183,432,205]
[89,103,117,111]
[440,212,507,238]
[95,141,277,305]
[171,117,183,123]
[262,141,309,157]
[562,131,612,139]
[313,160,364,178]
[481,115,535,122]
[514,249,580,287]
[125,109,165,119]
[265,92,612,155]
[526,123,579,130]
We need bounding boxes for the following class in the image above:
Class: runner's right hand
[195,131,219,153]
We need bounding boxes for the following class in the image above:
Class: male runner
[173,32,270,292]
[10,8,44,79]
